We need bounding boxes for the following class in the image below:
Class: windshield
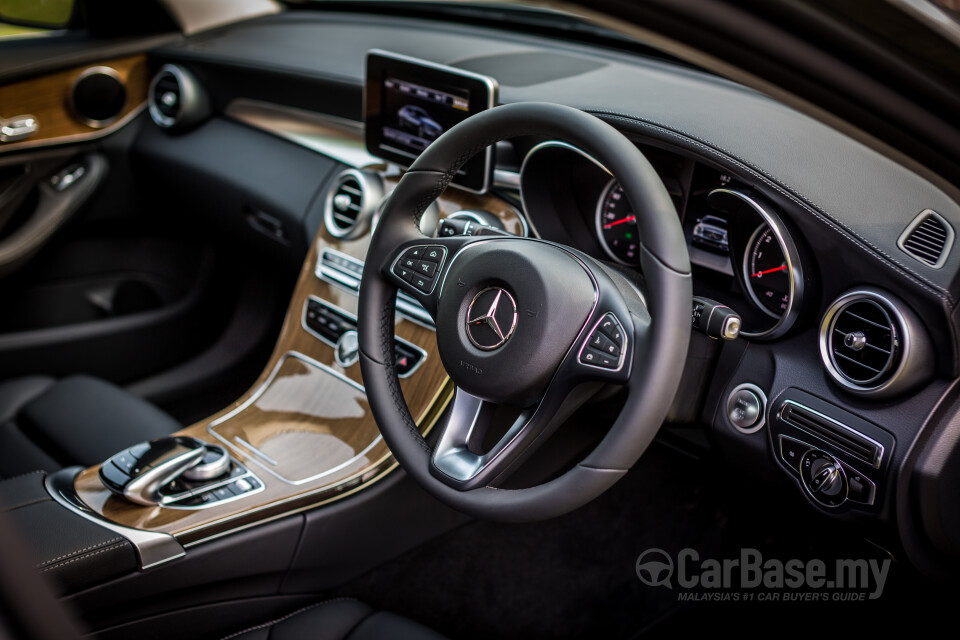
[283,0,664,56]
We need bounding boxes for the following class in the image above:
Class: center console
[38,111,521,578]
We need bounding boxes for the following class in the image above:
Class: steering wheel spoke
[431,377,596,490]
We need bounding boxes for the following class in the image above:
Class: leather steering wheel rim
[358,102,691,522]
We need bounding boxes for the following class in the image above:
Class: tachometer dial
[596,180,640,265]
[744,223,791,318]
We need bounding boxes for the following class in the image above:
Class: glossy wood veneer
[73,161,523,544]
[0,55,149,153]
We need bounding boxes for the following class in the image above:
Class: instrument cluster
[518,142,814,339]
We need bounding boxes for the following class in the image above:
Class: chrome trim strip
[493,169,520,189]
[45,467,185,570]
[777,399,886,469]
[226,99,384,169]
[234,437,279,466]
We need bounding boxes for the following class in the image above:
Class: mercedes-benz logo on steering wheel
[466,287,518,351]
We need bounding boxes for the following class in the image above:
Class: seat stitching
[218,598,364,640]
[37,537,125,567]
[38,542,128,572]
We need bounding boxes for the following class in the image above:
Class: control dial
[800,449,848,507]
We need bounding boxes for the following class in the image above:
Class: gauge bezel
[519,140,609,241]
[743,223,789,320]
[713,188,804,340]
[595,177,640,266]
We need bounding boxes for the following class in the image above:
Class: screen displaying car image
[382,78,468,154]
[365,51,497,193]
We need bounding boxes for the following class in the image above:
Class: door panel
[0,47,293,420]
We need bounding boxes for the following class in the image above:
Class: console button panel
[101,439,264,510]
[302,297,426,377]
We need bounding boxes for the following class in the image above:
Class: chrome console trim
[45,467,185,570]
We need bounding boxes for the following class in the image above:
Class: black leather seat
[223,599,448,640]
[0,375,180,478]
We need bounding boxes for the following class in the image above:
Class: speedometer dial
[744,223,791,318]
[595,180,640,265]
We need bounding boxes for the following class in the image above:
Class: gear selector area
[99,436,262,508]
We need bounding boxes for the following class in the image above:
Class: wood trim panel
[0,55,149,153]
[72,171,522,544]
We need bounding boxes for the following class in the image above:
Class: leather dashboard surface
[155,11,960,303]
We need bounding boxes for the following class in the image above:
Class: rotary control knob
[800,449,847,507]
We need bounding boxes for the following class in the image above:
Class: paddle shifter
[99,436,262,507]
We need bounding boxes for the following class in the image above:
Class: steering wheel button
[415,260,437,277]
[589,331,619,356]
[597,353,618,368]
[408,247,423,259]
[401,257,418,269]
[393,264,414,282]
[599,315,624,344]
[413,275,434,293]
[423,246,444,262]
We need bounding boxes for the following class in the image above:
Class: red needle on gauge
[750,265,787,278]
[603,215,636,229]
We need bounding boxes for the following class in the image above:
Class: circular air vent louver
[323,170,382,239]
[148,64,209,131]
[152,73,181,121]
[819,288,933,398]
[828,299,898,385]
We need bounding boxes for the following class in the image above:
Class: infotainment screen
[365,50,498,193]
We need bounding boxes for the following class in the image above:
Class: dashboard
[93,8,960,577]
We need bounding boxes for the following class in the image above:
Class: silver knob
[335,329,360,368]
[181,444,230,481]
[844,331,867,351]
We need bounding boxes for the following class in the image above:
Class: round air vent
[323,170,382,239]
[819,288,932,397]
[70,67,126,128]
[148,64,209,131]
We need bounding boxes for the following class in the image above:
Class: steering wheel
[358,102,691,522]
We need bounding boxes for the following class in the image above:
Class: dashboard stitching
[591,111,954,306]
